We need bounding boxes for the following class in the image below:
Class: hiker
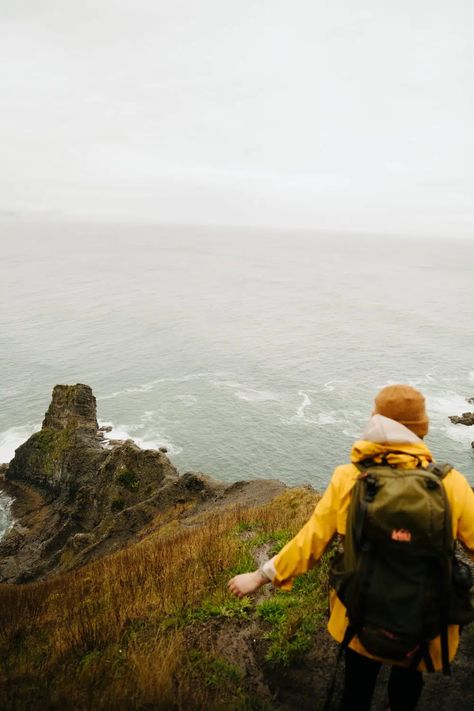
[227,384,474,710]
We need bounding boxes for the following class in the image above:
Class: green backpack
[329,457,474,675]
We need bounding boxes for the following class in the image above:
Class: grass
[115,467,140,492]
[0,487,327,710]
[256,562,330,667]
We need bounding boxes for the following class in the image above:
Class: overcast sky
[1,1,473,235]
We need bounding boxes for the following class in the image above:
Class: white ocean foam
[442,425,474,445]
[0,424,39,463]
[281,411,341,427]
[294,392,340,424]
[100,383,157,400]
[212,378,282,402]
[312,413,339,425]
[100,419,146,432]
[296,391,311,418]
[281,391,342,427]
[234,389,282,403]
[101,423,182,456]
[469,371,474,383]
[211,380,242,389]
[323,380,347,392]
[426,392,472,416]
[405,372,439,387]
[99,372,225,401]
[279,391,312,424]
[0,491,14,541]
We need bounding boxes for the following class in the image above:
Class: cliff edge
[0,384,285,583]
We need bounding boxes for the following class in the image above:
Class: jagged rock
[180,471,226,496]
[449,412,474,426]
[467,397,474,405]
[68,533,93,551]
[42,384,98,435]
[159,446,168,453]
[0,384,179,582]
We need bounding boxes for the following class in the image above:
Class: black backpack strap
[323,626,356,711]
[440,626,451,676]
[409,642,435,673]
[422,645,435,673]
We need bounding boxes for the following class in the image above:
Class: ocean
[1,221,473,537]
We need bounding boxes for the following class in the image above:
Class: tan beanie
[374,384,429,438]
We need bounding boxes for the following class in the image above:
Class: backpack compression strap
[426,462,453,479]
[356,457,452,475]
[427,461,453,675]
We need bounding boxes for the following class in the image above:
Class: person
[227,384,474,710]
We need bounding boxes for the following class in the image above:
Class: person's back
[228,384,474,710]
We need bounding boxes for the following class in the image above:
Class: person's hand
[227,570,268,598]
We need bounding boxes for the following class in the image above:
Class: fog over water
[1,222,473,527]
[2,2,473,234]
[1,4,473,548]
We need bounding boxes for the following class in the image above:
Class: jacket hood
[351,414,433,468]
[362,414,423,444]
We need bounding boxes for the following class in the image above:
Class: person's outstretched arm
[228,466,348,597]
[227,569,270,598]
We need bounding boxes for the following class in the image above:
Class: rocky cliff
[0,384,285,583]
[449,397,474,448]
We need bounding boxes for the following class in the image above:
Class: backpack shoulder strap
[426,462,453,479]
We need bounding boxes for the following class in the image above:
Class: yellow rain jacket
[262,416,474,671]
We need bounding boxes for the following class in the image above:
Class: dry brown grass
[0,488,320,711]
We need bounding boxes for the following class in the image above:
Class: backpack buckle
[364,475,378,502]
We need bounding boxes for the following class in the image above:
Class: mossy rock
[10,426,78,484]
[116,468,140,492]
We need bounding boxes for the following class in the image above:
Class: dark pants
[339,648,424,711]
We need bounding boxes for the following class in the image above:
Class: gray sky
[1,1,473,235]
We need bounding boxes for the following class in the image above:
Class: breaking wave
[234,389,282,403]
[99,372,229,401]
[0,425,39,464]
[0,491,14,541]
[99,422,182,456]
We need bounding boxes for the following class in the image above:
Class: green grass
[256,561,329,667]
[188,593,253,623]
[116,467,140,492]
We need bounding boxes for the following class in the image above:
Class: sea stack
[42,383,99,436]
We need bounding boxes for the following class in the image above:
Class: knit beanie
[374,384,429,438]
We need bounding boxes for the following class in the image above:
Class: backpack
[329,457,474,676]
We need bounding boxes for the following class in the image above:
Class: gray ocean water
[1,221,473,536]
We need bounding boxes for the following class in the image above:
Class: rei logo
[391,528,412,542]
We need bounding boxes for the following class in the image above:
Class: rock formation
[449,412,474,426]
[0,384,285,584]
[42,384,99,435]
[449,398,474,448]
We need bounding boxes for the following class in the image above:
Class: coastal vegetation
[0,487,333,710]
[2,383,473,710]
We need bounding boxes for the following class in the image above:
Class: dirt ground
[196,612,474,710]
